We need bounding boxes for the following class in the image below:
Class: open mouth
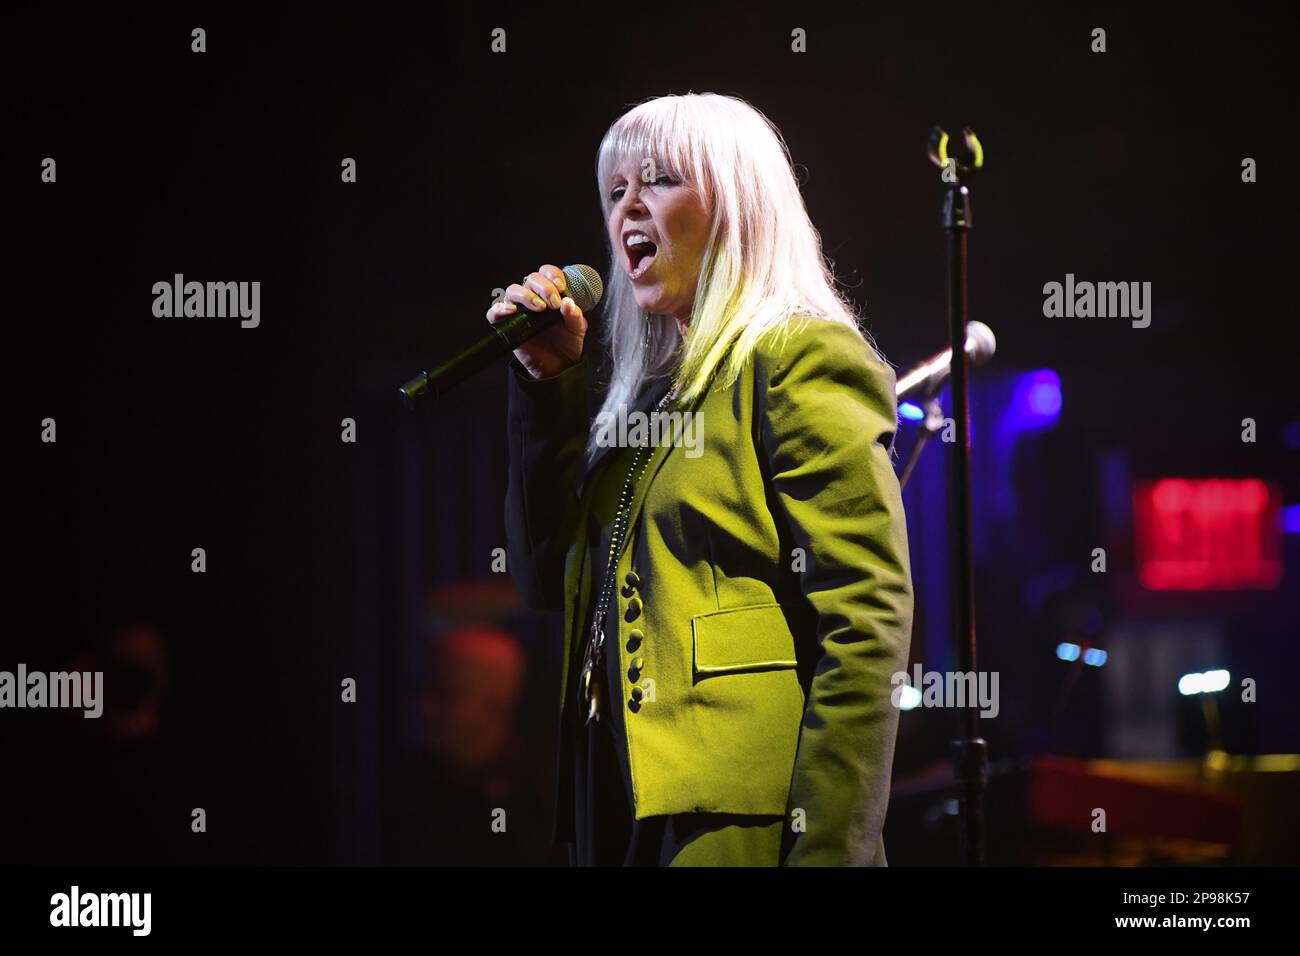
[625,234,659,280]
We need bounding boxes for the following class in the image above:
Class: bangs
[596,101,706,208]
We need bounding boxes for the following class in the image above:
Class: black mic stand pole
[929,125,987,866]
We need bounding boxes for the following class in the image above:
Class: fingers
[524,267,563,310]
[540,264,567,297]
[485,265,568,325]
[560,294,586,333]
[486,299,518,324]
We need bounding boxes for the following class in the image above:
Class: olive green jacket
[504,316,914,865]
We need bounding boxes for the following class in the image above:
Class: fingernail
[550,293,562,309]
[532,296,546,309]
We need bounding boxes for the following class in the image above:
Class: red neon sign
[1134,479,1283,590]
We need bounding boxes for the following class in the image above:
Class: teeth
[627,234,653,247]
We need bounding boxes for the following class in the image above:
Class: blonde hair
[587,92,878,465]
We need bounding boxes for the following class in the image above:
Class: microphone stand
[929,125,987,866]
[897,398,946,492]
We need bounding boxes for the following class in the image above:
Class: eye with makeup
[608,174,678,203]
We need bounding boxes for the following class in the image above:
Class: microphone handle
[399,303,562,406]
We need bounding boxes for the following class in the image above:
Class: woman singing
[487,92,913,866]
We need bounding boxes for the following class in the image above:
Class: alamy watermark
[50,886,151,936]
[593,403,703,458]
[891,664,1000,718]
[152,274,260,328]
[1,664,103,718]
[1042,273,1151,328]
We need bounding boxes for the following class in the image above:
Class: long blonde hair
[587,92,878,465]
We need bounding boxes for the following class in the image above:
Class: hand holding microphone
[486,264,589,380]
[399,262,603,406]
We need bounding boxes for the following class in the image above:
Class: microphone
[399,263,604,407]
[895,321,997,404]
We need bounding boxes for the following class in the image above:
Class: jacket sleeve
[504,355,591,611]
[755,318,915,866]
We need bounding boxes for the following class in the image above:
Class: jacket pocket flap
[692,602,797,674]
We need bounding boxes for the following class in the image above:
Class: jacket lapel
[600,336,740,564]
[575,376,676,500]
[612,378,712,566]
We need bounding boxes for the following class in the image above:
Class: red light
[1134,479,1283,590]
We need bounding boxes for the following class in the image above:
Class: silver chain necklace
[577,384,677,726]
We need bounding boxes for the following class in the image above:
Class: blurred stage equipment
[889,755,1283,865]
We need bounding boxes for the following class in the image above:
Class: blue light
[1002,369,1063,436]
[1025,370,1063,419]
[1283,421,1300,451]
[1056,642,1081,662]
[1083,647,1107,667]
[1285,504,1300,534]
[899,401,925,421]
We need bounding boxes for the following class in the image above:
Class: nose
[622,181,649,218]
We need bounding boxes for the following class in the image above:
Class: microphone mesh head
[563,264,604,313]
[965,321,997,365]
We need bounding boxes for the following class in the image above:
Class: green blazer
[505,315,914,865]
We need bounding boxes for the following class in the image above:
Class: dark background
[9,2,1297,865]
